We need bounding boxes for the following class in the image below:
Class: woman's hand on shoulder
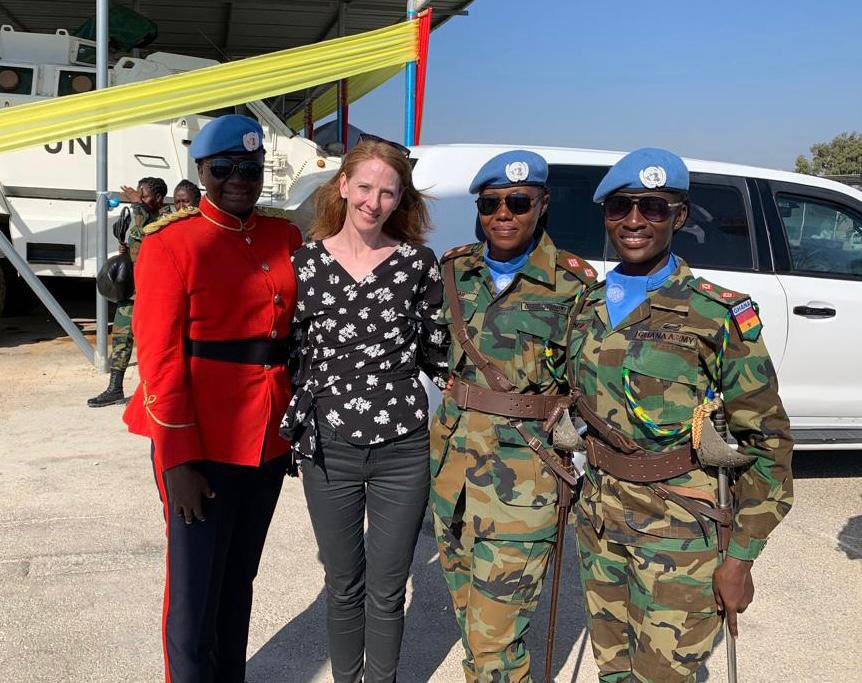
[164,463,215,524]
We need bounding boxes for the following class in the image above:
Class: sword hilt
[712,405,729,440]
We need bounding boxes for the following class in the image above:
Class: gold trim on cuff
[143,381,196,429]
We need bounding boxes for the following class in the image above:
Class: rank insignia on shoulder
[730,298,763,341]
[557,251,597,284]
[142,206,200,235]
[689,277,747,305]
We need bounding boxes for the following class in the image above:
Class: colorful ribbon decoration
[285,65,402,132]
[0,20,420,154]
[624,312,732,437]
[411,8,433,145]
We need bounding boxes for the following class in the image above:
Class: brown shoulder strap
[443,259,514,392]
[444,260,579,488]
[562,283,646,454]
[564,282,596,390]
[575,394,642,454]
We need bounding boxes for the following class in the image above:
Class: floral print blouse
[280,240,449,457]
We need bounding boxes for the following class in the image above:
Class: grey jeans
[301,422,430,683]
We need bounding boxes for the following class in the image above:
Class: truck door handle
[793,305,836,318]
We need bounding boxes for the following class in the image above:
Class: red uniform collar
[199,195,258,232]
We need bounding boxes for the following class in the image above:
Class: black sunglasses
[204,157,265,181]
[475,192,541,216]
[357,133,411,158]
[603,194,684,223]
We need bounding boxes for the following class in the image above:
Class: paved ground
[1,294,860,682]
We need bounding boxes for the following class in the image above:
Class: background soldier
[88,176,169,407]
[173,179,202,211]
[430,150,596,681]
[568,148,794,682]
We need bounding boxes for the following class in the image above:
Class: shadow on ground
[792,451,862,479]
[247,513,591,682]
[837,513,862,561]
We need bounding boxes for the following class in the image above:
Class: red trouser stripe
[153,460,172,683]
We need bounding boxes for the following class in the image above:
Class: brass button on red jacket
[123,196,303,471]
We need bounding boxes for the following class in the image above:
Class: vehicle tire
[0,262,6,317]
[0,261,37,317]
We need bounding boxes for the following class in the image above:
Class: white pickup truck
[410,144,862,449]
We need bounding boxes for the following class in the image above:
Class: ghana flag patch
[731,299,762,341]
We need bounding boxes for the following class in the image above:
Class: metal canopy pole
[336,1,348,150]
[94,0,109,371]
[403,1,418,147]
[304,92,314,140]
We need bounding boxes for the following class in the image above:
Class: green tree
[795,132,862,175]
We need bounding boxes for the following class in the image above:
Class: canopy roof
[0,0,472,122]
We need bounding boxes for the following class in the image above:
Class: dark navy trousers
[301,422,430,683]
[153,455,287,683]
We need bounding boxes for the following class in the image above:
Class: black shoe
[87,368,126,407]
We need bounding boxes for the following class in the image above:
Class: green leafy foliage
[795,132,862,175]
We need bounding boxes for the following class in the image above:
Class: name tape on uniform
[634,329,698,349]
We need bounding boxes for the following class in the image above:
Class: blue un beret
[469,150,548,194]
[189,114,265,160]
[593,147,689,203]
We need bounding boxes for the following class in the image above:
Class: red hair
[309,140,431,244]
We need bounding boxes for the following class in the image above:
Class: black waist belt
[184,338,290,366]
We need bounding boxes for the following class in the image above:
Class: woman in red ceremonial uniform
[123,115,303,683]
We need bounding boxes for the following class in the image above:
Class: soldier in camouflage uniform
[430,151,596,681]
[88,177,169,407]
[568,148,793,682]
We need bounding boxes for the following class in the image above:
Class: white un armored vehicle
[0,25,340,314]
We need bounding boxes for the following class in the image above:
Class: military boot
[87,368,126,407]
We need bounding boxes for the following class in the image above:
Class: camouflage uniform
[568,258,794,682]
[430,231,595,681]
[110,204,169,371]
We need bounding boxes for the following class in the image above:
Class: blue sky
[345,0,862,171]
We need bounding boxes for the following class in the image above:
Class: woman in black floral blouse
[280,138,448,683]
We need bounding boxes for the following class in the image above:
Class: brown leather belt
[451,379,562,420]
[585,435,699,483]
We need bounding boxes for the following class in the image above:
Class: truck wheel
[0,263,6,317]
[0,262,37,317]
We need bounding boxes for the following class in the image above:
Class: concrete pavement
[1,307,860,682]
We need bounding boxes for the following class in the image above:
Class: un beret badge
[243,131,261,151]
[639,165,667,189]
[505,161,530,183]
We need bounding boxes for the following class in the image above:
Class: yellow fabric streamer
[0,21,417,154]
[285,64,402,132]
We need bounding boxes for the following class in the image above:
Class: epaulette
[688,277,748,306]
[142,207,200,235]
[256,206,293,221]
[441,243,480,262]
[689,277,763,341]
[556,251,598,284]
